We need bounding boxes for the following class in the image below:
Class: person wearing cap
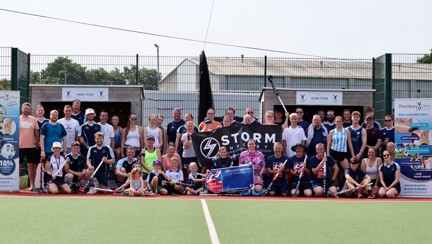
[86,132,115,194]
[44,142,72,194]
[347,111,367,162]
[200,117,215,132]
[40,110,67,160]
[343,159,371,199]
[287,143,312,197]
[265,142,288,196]
[78,108,102,157]
[71,99,85,126]
[140,134,161,179]
[282,113,306,158]
[363,114,382,159]
[307,143,339,197]
[361,107,381,129]
[198,108,221,132]
[146,159,169,195]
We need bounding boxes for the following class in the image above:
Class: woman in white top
[144,114,163,151]
[121,113,143,157]
[361,147,382,198]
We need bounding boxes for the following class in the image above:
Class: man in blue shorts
[307,143,339,197]
[86,132,115,194]
[265,142,288,196]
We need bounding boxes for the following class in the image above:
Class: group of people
[19,100,399,198]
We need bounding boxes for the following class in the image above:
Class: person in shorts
[265,142,288,196]
[147,160,169,195]
[65,141,87,192]
[288,143,312,197]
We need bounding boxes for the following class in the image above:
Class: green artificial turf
[1,197,210,244]
[2,197,431,244]
[207,200,432,244]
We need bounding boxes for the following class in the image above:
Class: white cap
[51,142,63,152]
[85,108,96,116]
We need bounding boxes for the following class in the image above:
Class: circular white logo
[200,137,220,159]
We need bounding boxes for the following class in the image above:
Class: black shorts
[94,171,109,187]
[19,148,39,163]
[330,149,348,162]
[51,176,66,185]
[270,182,289,195]
[290,182,311,192]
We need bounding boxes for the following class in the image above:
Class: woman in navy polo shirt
[377,150,400,198]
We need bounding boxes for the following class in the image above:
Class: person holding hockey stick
[264,142,288,196]
[86,132,115,194]
[64,141,87,192]
[307,143,339,197]
[44,142,71,194]
[288,143,312,197]
[343,159,371,199]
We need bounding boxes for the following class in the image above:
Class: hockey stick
[323,152,327,197]
[268,75,288,113]
[262,159,288,196]
[334,183,373,198]
[80,160,104,194]
[42,158,69,193]
[292,156,308,197]
[165,181,193,188]
[199,192,242,196]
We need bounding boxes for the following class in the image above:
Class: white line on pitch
[201,199,220,244]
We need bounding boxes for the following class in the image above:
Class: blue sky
[1,0,431,58]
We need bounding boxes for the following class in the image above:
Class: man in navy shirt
[287,143,312,197]
[86,132,115,194]
[166,108,185,146]
[71,99,85,126]
[381,115,395,155]
[306,115,328,157]
[307,143,339,197]
[344,160,371,198]
[265,142,288,196]
[78,108,102,157]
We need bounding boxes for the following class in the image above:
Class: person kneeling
[45,142,71,194]
[344,159,371,199]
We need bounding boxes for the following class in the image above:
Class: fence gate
[372,53,392,124]
[11,48,30,104]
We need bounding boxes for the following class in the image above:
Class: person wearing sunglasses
[377,150,400,198]
[381,115,395,157]
[121,113,143,157]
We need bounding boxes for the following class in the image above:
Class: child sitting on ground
[185,162,205,195]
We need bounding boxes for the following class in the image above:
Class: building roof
[161,57,432,82]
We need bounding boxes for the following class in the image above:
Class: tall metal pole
[154,44,160,89]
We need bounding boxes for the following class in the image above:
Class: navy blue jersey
[287,155,309,184]
[213,157,234,168]
[307,126,328,157]
[379,162,400,188]
[297,121,310,132]
[116,157,140,173]
[345,167,366,183]
[348,126,363,156]
[307,155,336,184]
[324,122,336,132]
[66,153,86,173]
[343,121,352,128]
[87,145,114,174]
[71,111,85,126]
[266,155,288,185]
[167,119,185,143]
[37,118,49,133]
[78,123,102,147]
[147,171,167,186]
[188,172,203,189]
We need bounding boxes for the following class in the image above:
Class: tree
[417,49,432,63]
[0,79,11,90]
[40,57,86,84]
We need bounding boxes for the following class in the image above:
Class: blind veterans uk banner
[205,165,254,193]
[394,98,432,197]
[0,91,20,192]
[192,125,282,166]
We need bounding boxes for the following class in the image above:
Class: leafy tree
[417,49,432,63]
[40,57,86,84]
[0,79,11,90]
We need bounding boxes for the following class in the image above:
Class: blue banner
[0,91,20,192]
[205,165,254,193]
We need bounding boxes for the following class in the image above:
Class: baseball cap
[153,159,161,165]
[147,135,155,140]
[204,117,212,123]
[85,108,96,116]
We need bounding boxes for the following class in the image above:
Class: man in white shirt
[98,110,114,149]
[282,113,306,157]
[58,105,80,154]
